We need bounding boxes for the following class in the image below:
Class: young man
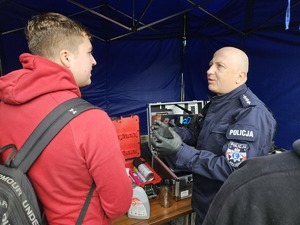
[203,139,300,225]
[0,12,132,224]
[151,47,277,225]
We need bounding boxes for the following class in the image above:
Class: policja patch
[225,141,248,167]
[226,124,257,142]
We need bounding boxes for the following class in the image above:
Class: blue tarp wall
[1,0,300,149]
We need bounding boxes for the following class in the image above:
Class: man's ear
[236,71,247,84]
[60,50,71,67]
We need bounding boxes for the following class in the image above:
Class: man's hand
[151,120,173,139]
[151,126,183,154]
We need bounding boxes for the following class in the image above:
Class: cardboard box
[111,115,162,199]
[147,101,206,201]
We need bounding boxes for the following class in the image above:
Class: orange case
[112,115,162,188]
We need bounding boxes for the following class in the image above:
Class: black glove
[151,127,183,154]
[151,120,173,139]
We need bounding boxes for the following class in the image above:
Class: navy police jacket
[203,140,300,225]
[174,84,277,224]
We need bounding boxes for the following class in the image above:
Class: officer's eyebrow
[209,60,227,68]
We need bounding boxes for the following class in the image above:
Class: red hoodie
[0,53,133,224]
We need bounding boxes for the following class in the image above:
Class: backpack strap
[76,181,96,225]
[0,144,17,166]
[12,98,98,172]
[11,97,98,224]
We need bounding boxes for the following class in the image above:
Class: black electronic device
[147,100,207,201]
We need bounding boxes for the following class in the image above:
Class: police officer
[151,46,277,225]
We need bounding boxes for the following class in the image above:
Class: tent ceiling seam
[67,0,132,31]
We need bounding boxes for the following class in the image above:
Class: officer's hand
[151,120,173,139]
[151,127,183,154]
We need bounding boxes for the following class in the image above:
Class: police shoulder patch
[226,124,257,142]
[225,141,249,168]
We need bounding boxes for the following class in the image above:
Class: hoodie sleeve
[78,109,133,220]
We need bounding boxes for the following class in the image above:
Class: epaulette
[239,94,256,108]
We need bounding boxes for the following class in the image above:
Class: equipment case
[111,115,162,199]
[147,100,206,201]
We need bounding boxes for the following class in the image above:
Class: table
[112,197,193,225]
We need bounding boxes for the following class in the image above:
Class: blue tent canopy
[1,0,300,149]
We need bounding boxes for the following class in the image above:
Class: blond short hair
[25,12,91,59]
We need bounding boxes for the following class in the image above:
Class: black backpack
[0,98,97,225]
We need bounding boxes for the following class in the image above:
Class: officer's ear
[236,71,247,84]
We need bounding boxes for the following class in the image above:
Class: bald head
[207,47,249,95]
[216,47,249,73]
